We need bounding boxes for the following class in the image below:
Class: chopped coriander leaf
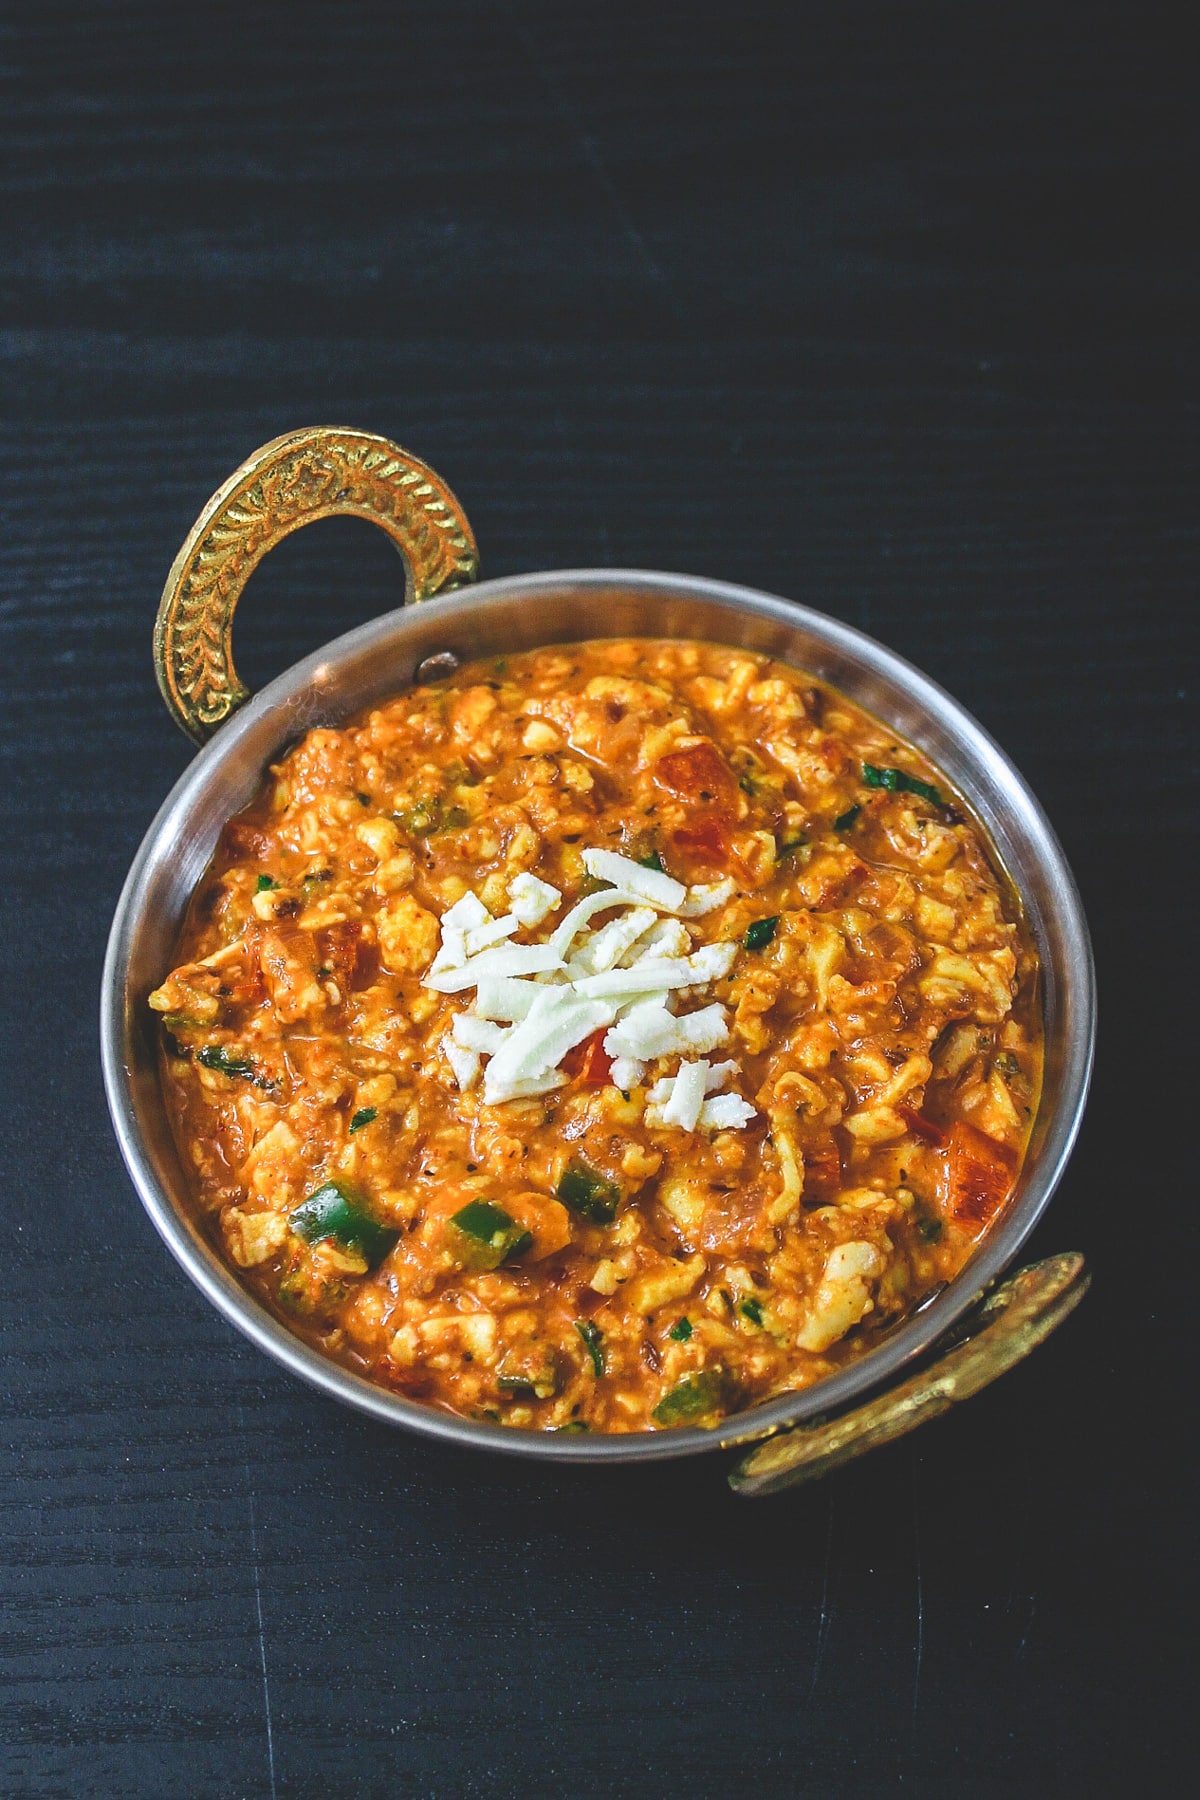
[197,1044,256,1080]
[739,1297,765,1327]
[744,915,779,951]
[862,763,944,806]
[833,804,861,832]
[349,1107,377,1134]
[668,1317,693,1343]
[447,1199,532,1269]
[637,848,666,872]
[652,1366,736,1426]
[576,1320,605,1376]
[442,806,470,830]
[916,1214,944,1243]
[556,1159,621,1226]
[255,874,278,892]
[289,1181,398,1267]
[776,833,808,859]
[554,1420,591,1433]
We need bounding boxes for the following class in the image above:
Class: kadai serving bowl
[101,427,1094,1494]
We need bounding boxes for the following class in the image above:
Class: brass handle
[154,426,480,744]
[729,1252,1089,1498]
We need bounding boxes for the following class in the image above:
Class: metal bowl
[100,429,1095,1490]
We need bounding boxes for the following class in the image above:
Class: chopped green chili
[834,803,861,832]
[496,1374,538,1398]
[776,833,808,860]
[349,1107,377,1134]
[554,1420,592,1434]
[288,1181,399,1268]
[652,1367,735,1427]
[862,763,944,806]
[576,1320,605,1376]
[496,1350,563,1400]
[744,916,779,951]
[739,1297,765,1327]
[399,797,441,837]
[556,1159,621,1226]
[916,1214,944,1243]
[668,1317,693,1343]
[442,806,470,831]
[447,1199,532,1269]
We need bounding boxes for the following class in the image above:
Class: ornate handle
[729,1252,1089,1497]
[154,426,480,744]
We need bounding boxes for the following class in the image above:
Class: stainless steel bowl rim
[101,568,1096,1463]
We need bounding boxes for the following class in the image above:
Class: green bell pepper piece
[288,1181,398,1268]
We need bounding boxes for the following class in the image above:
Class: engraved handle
[154,426,480,744]
[728,1253,1089,1497]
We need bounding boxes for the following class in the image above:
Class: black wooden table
[2,4,1193,1794]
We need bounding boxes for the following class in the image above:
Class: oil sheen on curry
[152,638,1042,1434]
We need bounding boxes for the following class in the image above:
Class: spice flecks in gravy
[151,638,1041,1432]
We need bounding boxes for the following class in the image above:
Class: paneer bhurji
[151,638,1041,1433]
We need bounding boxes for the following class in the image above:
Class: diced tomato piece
[225,962,266,1009]
[654,741,738,812]
[318,922,379,993]
[803,1135,842,1196]
[562,1028,612,1087]
[943,1120,1015,1225]
[802,856,869,909]
[222,819,274,861]
[899,1103,946,1147]
[671,816,732,868]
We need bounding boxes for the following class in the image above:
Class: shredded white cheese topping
[422,849,757,1130]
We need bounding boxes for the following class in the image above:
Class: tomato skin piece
[562,1027,613,1087]
[654,740,738,811]
[671,815,732,869]
[943,1120,1016,1224]
[899,1103,946,1147]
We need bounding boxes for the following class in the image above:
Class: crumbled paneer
[153,637,1040,1434]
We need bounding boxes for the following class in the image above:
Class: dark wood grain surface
[2,3,1194,1794]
